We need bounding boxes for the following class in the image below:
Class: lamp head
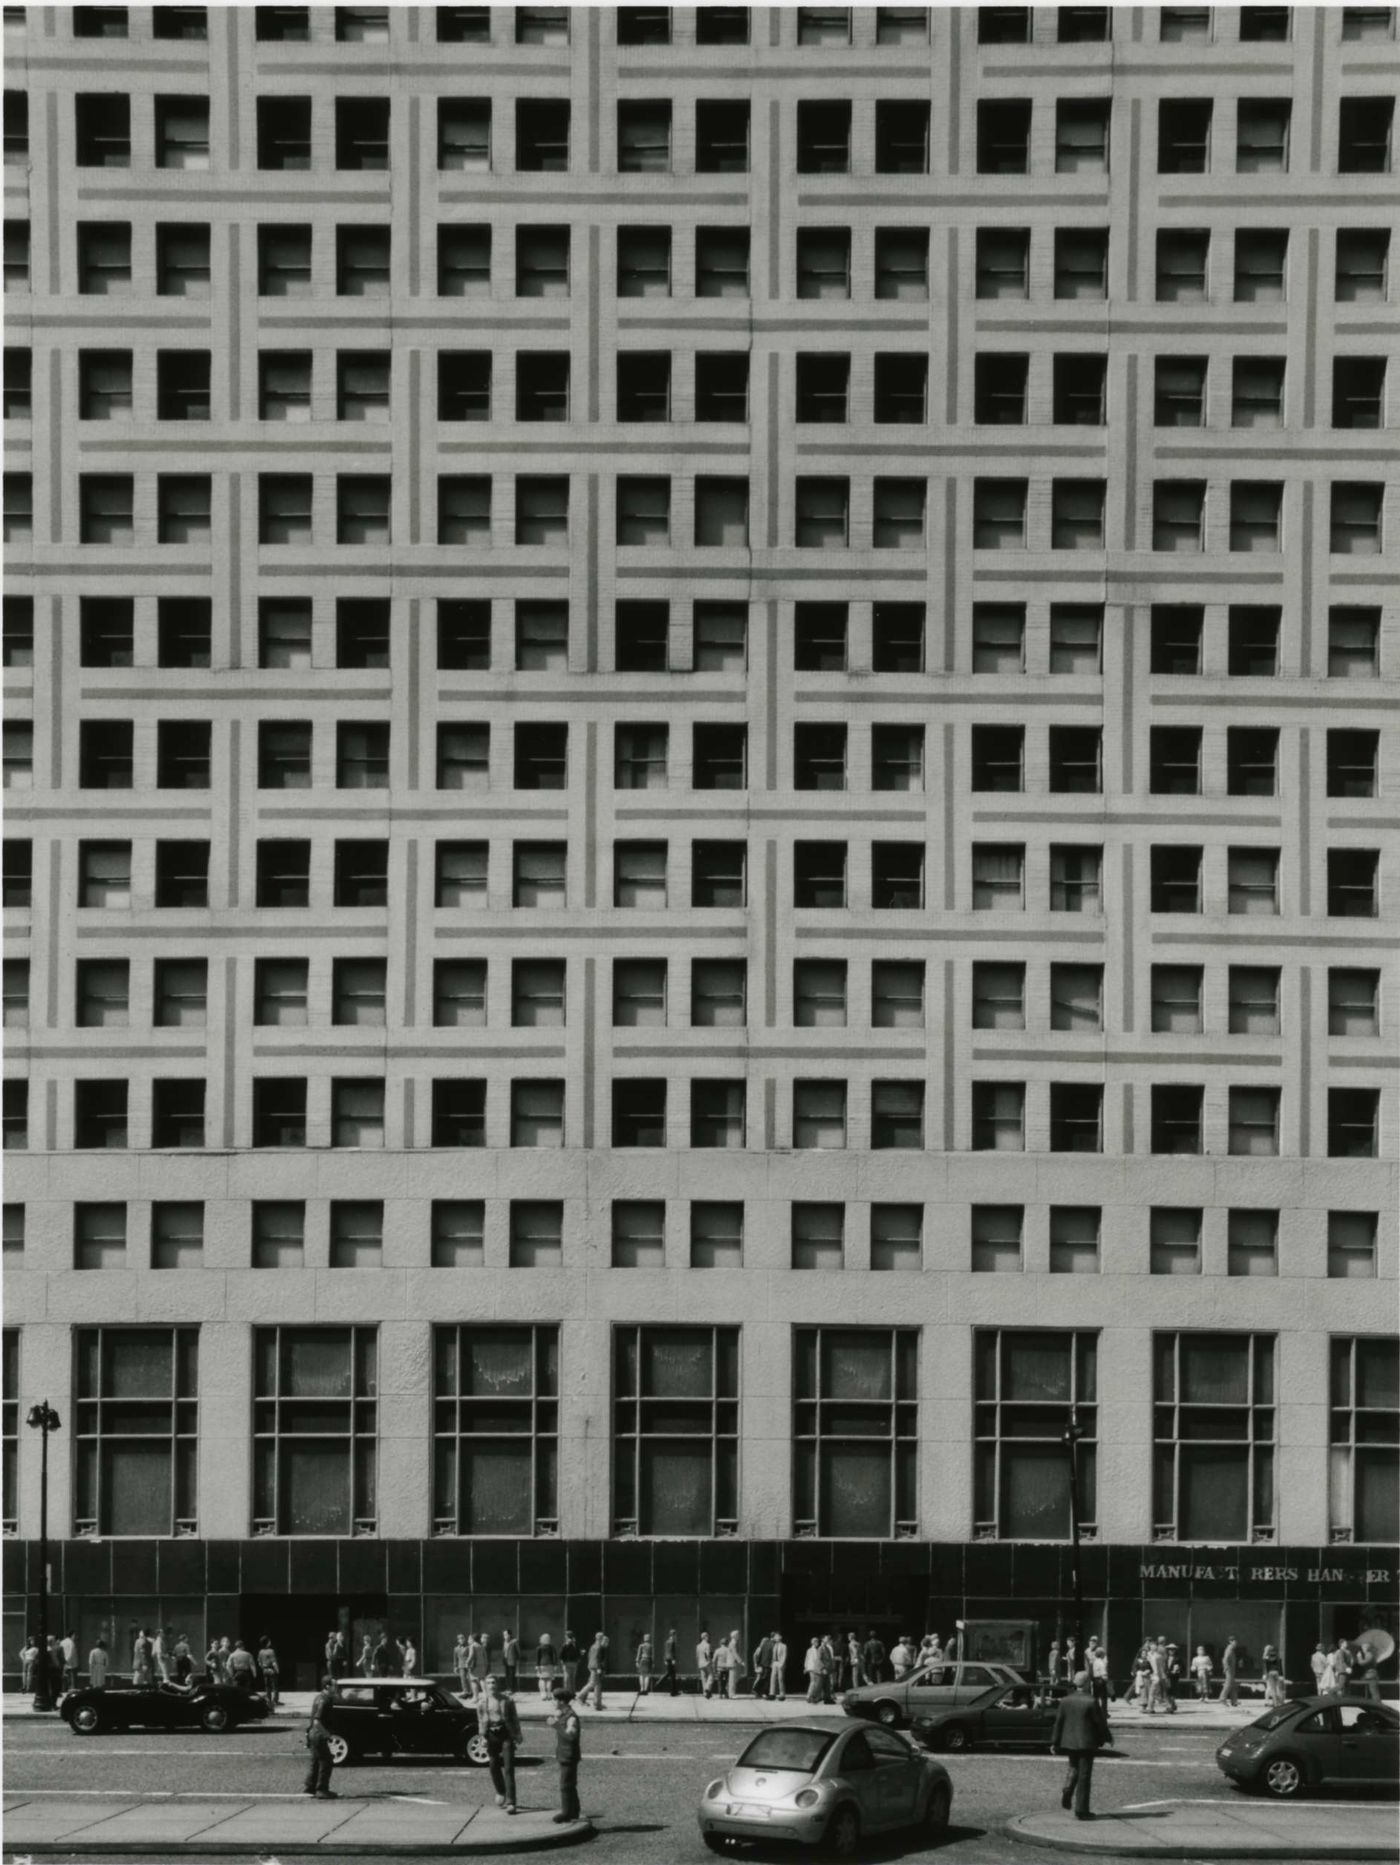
[26,1401,60,1432]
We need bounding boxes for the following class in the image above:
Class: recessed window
[972,1082,1024,1151]
[978,99,1031,174]
[1227,846,1280,916]
[692,841,747,909]
[1335,228,1390,302]
[972,1205,1022,1273]
[875,228,929,301]
[1338,96,1394,174]
[972,603,1025,673]
[614,841,667,908]
[972,961,1025,1031]
[613,1078,666,1147]
[1150,1208,1201,1275]
[254,958,308,1027]
[1155,356,1205,428]
[613,958,667,1028]
[511,1078,564,1148]
[433,959,487,1029]
[1159,98,1212,172]
[1151,1083,1203,1154]
[76,93,130,168]
[1056,99,1110,174]
[1151,964,1203,1034]
[794,601,847,671]
[1327,726,1380,798]
[509,1201,563,1268]
[1236,99,1290,173]
[1327,1212,1377,1280]
[973,844,1025,911]
[690,1077,745,1145]
[430,1199,484,1268]
[1151,605,1203,674]
[797,100,852,175]
[976,227,1029,300]
[1050,1207,1101,1275]
[975,353,1028,425]
[516,99,570,172]
[973,478,1027,548]
[337,226,391,297]
[1153,481,1205,552]
[1156,228,1209,302]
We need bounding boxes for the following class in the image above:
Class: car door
[836,1730,882,1826]
[1334,1704,1400,1783]
[979,1685,1043,1746]
[1290,1706,1342,1783]
[865,1726,922,1825]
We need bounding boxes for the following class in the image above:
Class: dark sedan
[322,1680,493,1767]
[1216,1695,1400,1798]
[912,1681,1073,1752]
[61,1680,271,1736]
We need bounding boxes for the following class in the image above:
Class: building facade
[2,2,1397,1690]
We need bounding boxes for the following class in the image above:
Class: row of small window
[6,472,1391,558]
[11,220,1390,309]
[14,87,1392,179]
[0,837,1383,922]
[6,952,1383,1044]
[22,7,1397,51]
[3,597,1383,683]
[1,1074,1386,1160]
[17,715,1378,804]
[2,1199,1384,1280]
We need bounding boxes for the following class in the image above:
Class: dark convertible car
[912,1682,1073,1752]
[61,1680,271,1736]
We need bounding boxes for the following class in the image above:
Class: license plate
[728,1804,771,1820]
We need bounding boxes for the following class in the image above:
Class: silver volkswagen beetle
[697,1721,953,1856]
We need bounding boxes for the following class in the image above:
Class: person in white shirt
[803,1637,824,1703]
[891,1638,913,1680]
[769,1635,788,1700]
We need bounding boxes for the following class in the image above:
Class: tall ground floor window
[252,1326,376,1536]
[975,1329,1097,1540]
[613,1325,738,1536]
[2,1329,17,1534]
[1329,1335,1399,1544]
[794,1327,917,1538]
[1153,1332,1275,1543]
[74,1327,198,1537]
[433,1324,558,1537]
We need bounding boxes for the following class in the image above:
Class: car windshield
[737,1730,835,1774]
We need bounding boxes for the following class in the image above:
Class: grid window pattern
[252,1327,377,1536]
[73,1328,198,1537]
[613,1326,738,1537]
[432,1325,558,1536]
[793,1328,917,1539]
[1153,1334,1276,1543]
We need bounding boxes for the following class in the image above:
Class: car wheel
[824,1804,861,1858]
[71,1702,105,1736]
[875,1701,902,1729]
[462,1730,490,1768]
[925,1785,951,1833]
[942,1724,971,1753]
[1262,1755,1305,1799]
[326,1734,354,1767]
[200,1704,230,1734]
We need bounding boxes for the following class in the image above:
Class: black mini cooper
[322,1680,500,1767]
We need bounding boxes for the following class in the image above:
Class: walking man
[549,1687,582,1824]
[536,1631,558,1699]
[635,1634,653,1694]
[227,1639,257,1691]
[804,1637,824,1703]
[862,1629,887,1686]
[1086,1637,1110,1715]
[303,1675,337,1800]
[1261,1644,1285,1709]
[1220,1635,1240,1708]
[769,1632,788,1701]
[1050,1670,1113,1821]
[132,1628,154,1686]
[477,1674,521,1814]
[257,1636,280,1707]
[453,1632,470,1698]
[502,1629,519,1694]
[1191,1644,1214,1699]
[696,1628,714,1698]
[663,1626,679,1697]
[580,1631,607,1710]
[752,1631,772,1700]
[468,1631,489,1701]
[88,1637,109,1690]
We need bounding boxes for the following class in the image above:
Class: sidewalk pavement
[0,1797,592,1856]
[2,1688,1282,1731]
[1006,1802,1400,1857]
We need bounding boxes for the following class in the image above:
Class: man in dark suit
[1050,1669,1113,1819]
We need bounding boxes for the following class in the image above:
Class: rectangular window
[1331,481,1384,554]
[1229,480,1283,552]
[332,958,386,1029]
[331,1077,385,1148]
[1338,96,1393,173]
[257,225,311,297]
[797,100,851,174]
[1050,1082,1103,1152]
[871,960,924,1029]
[1328,1212,1378,1281]
[972,1081,1024,1151]
[875,227,929,301]
[794,959,846,1028]
[438,224,490,297]
[972,961,1025,1031]
[439,599,491,670]
[1055,228,1108,301]
[336,475,390,544]
[155,95,210,170]
[1228,1209,1278,1278]
[871,1080,924,1149]
[694,476,749,547]
[618,100,671,174]
[74,1201,126,1269]
[514,842,567,907]
[252,1326,377,1535]
[973,843,1025,911]
[613,958,666,1027]
[613,1326,738,1537]
[690,960,747,1031]
[1051,480,1105,549]
[254,958,308,1027]
[794,1327,916,1538]
[614,841,667,907]
[1329,1336,1399,1542]
[1056,98,1110,173]
[509,1200,563,1267]
[1329,1087,1379,1157]
[791,1205,843,1270]
[76,92,131,167]
[432,1078,486,1147]
[975,1330,1097,1540]
[336,225,391,297]
[1157,228,1209,302]
[876,99,929,173]
[1227,727,1279,795]
[1152,1084,1202,1154]
[1329,968,1379,1037]
[1050,1208,1100,1275]
[973,478,1026,548]
[1235,228,1288,303]
[972,604,1025,673]
[257,95,311,170]
[1330,608,1381,677]
[695,228,748,300]
[434,1325,558,1536]
[438,98,490,171]
[1150,1207,1201,1276]
[431,1200,484,1268]
[154,959,206,1027]
[688,1079,745,1148]
[691,1201,743,1269]
[692,840,746,908]
[1050,604,1103,673]
[1229,966,1280,1036]
[1228,846,1280,916]
[875,355,926,423]
[1153,1332,1274,1541]
[336,97,390,171]
[330,1200,383,1270]
[976,227,1029,300]
[976,354,1027,425]
[1335,228,1390,302]
[1237,98,1290,172]
[4,219,30,293]
[978,99,1031,173]
[74,1328,198,1535]
[1053,357,1107,427]
[694,601,747,671]
[611,1200,664,1268]
[1051,963,1103,1032]
[871,1205,921,1272]
[1159,98,1212,171]
[618,225,670,298]
[515,601,568,670]
[516,99,570,172]
[434,959,487,1029]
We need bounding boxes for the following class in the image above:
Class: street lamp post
[26,1400,61,1712]
[1062,1411,1086,1669]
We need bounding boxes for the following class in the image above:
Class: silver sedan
[697,1721,953,1857]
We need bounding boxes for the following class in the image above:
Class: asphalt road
[0,1716,1318,1863]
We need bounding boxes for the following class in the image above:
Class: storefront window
[252,1327,377,1536]
[974,1330,1097,1540]
[74,1328,198,1536]
[433,1325,558,1536]
[1153,1333,1275,1542]
[613,1326,738,1536]
[1329,1336,1399,1544]
[794,1328,917,1538]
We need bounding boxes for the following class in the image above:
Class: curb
[1003,1813,1399,1859]
[0,1818,594,1858]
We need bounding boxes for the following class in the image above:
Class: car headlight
[794,1789,821,1809]
[704,1779,725,1800]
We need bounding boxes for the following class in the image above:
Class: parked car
[912,1680,1073,1752]
[698,1721,952,1858]
[321,1679,494,1767]
[1216,1695,1400,1798]
[843,1659,1030,1728]
[61,1679,270,1736]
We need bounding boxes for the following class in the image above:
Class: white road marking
[389,1795,446,1804]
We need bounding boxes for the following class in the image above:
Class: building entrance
[239,1592,388,1692]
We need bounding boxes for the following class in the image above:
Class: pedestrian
[88,1637,109,1690]
[1064,1637,1079,1682]
[548,1687,582,1824]
[1165,1644,1181,1708]
[325,1630,345,1680]
[357,1633,374,1677]
[257,1636,280,1707]
[770,1632,788,1701]
[803,1636,824,1703]
[453,1632,470,1698]
[303,1673,337,1799]
[891,1635,912,1682]
[752,1632,772,1700]
[536,1631,558,1699]
[861,1629,886,1686]
[1086,1638,1110,1715]
[204,1637,223,1683]
[818,1634,835,1704]
[502,1629,519,1693]
[580,1631,607,1710]
[227,1639,257,1691]
[557,1630,580,1697]
[1354,1637,1383,1703]
[711,1635,731,1699]
[468,1631,489,1700]
[372,1632,393,1677]
[402,1637,418,1678]
[1051,1669,1113,1821]
[928,1635,944,1685]
[1261,1645,1284,1710]
[1309,1641,1327,1693]
[1220,1635,1240,1708]
[1190,1645,1213,1700]
[725,1631,745,1699]
[173,1635,192,1684]
[1046,1638,1061,1688]
[477,1674,521,1815]
[635,1634,653,1695]
[133,1627,154,1686]
[20,1634,38,1694]
[46,1636,64,1700]
[663,1626,679,1697]
[59,1629,77,1693]
[1322,1640,1350,1695]
[830,1631,847,1697]
[696,1628,714,1698]
[846,1632,863,1690]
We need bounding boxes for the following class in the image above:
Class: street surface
[4,1715,1395,1863]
